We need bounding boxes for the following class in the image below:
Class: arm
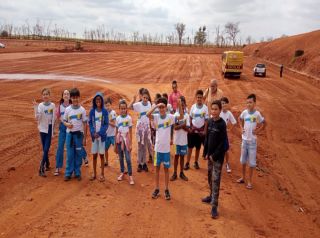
[238,116,244,133]
[255,121,266,135]
[146,104,159,120]
[33,100,41,120]
[128,95,137,109]
[203,121,209,158]
[203,87,209,101]
[109,119,116,127]
[83,122,87,146]
[114,127,118,154]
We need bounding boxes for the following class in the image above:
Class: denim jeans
[65,131,83,177]
[40,125,52,171]
[117,144,132,176]
[55,123,66,169]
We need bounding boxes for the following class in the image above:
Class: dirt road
[0,50,319,238]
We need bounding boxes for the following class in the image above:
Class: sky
[0,0,319,43]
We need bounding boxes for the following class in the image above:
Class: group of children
[33,80,265,219]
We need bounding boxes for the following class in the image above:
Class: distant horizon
[1,0,319,44]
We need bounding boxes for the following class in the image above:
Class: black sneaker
[39,170,46,177]
[170,172,177,181]
[194,161,200,170]
[152,189,160,199]
[164,189,171,200]
[179,172,188,181]
[184,162,190,170]
[137,164,143,172]
[202,196,212,204]
[143,163,149,172]
[211,206,219,219]
[75,175,82,181]
[64,176,71,181]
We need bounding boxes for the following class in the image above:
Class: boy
[237,94,265,189]
[105,97,117,167]
[171,96,189,181]
[147,97,183,200]
[185,90,209,170]
[220,97,237,173]
[63,88,87,181]
[203,100,227,219]
[88,92,109,182]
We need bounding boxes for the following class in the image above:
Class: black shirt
[203,117,227,163]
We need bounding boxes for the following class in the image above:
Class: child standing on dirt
[220,97,237,173]
[147,97,183,200]
[115,99,134,185]
[162,93,173,114]
[54,90,71,176]
[170,96,189,181]
[184,90,209,170]
[63,88,87,181]
[104,97,117,167]
[237,94,265,189]
[129,89,152,173]
[202,100,227,219]
[169,80,182,113]
[33,88,56,177]
[88,93,109,182]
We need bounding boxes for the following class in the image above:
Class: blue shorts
[154,152,171,168]
[175,145,188,156]
[224,136,230,152]
[105,136,115,150]
[240,139,257,167]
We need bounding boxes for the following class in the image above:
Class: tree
[246,35,252,45]
[175,23,186,46]
[194,26,207,45]
[1,30,9,37]
[224,22,240,46]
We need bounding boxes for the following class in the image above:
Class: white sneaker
[84,158,89,167]
[129,176,135,185]
[226,163,231,173]
[117,173,124,181]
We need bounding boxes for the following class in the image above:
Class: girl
[129,89,152,172]
[54,90,71,176]
[33,88,56,177]
[115,99,134,185]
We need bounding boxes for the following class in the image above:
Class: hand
[114,146,118,154]
[94,132,100,138]
[156,102,165,108]
[83,139,86,146]
[209,155,214,161]
[32,99,37,106]
[66,123,73,129]
[133,95,137,101]
[170,140,173,145]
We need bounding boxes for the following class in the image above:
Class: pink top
[169,91,182,111]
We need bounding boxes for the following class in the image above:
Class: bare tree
[175,22,186,46]
[224,22,240,46]
[246,35,252,45]
[194,26,207,45]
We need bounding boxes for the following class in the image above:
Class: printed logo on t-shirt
[95,115,102,122]
[193,112,205,118]
[69,114,83,120]
[44,108,53,114]
[118,121,129,127]
[158,119,171,129]
[245,116,257,123]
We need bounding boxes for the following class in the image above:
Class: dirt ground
[0,43,319,238]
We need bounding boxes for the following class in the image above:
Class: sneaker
[226,163,231,173]
[211,206,219,219]
[170,172,177,181]
[54,168,59,176]
[152,189,160,199]
[45,166,51,171]
[75,175,82,181]
[84,158,89,167]
[137,164,143,173]
[39,170,47,177]
[184,162,190,170]
[143,163,149,172]
[64,176,71,181]
[193,161,200,170]
[179,172,188,181]
[164,189,171,200]
[202,196,212,204]
[117,173,124,181]
[129,176,135,185]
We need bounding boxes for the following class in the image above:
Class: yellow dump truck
[221,51,244,78]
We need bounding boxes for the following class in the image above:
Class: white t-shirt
[153,114,175,153]
[116,115,133,134]
[133,101,151,125]
[64,106,87,133]
[173,112,190,146]
[190,104,209,128]
[59,104,69,122]
[240,109,265,141]
[106,110,117,137]
[42,103,55,125]
[94,110,102,132]
[220,110,237,126]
